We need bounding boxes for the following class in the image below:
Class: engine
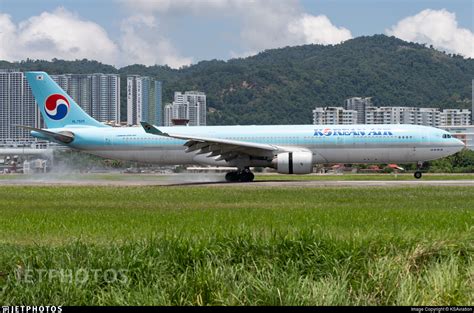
[274,151,313,174]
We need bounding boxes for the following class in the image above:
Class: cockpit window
[442,134,452,139]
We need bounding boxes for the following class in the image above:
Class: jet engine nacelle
[274,151,313,174]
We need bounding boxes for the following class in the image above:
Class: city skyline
[0,69,39,143]
[313,100,471,127]
[0,67,471,143]
[52,73,121,123]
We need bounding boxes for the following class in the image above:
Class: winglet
[140,121,169,137]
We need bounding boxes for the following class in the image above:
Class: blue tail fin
[25,71,107,128]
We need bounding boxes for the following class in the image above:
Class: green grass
[0,186,473,305]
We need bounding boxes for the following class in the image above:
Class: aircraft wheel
[240,171,254,182]
[225,171,240,182]
[414,171,422,179]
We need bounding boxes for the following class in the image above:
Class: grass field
[0,186,473,305]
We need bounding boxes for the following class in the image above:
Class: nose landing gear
[414,162,423,179]
[414,171,422,179]
[225,168,255,182]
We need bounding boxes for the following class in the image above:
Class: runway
[1,176,474,187]
[213,180,474,187]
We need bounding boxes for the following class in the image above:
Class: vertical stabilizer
[25,71,108,128]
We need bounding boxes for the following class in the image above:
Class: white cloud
[288,14,352,45]
[0,8,192,68]
[120,15,192,68]
[0,8,119,64]
[1,2,353,66]
[121,0,353,57]
[0,13,17,60]
[386,9,474,58]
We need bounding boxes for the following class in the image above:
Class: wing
[141,122,287,162]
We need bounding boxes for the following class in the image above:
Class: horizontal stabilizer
[15,125,75,144]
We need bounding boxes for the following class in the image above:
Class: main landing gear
[414,161,423,179]
[225,168,255,182]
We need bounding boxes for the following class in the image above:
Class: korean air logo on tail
[45,94,70,120]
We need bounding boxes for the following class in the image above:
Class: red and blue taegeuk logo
[45,94,70,120]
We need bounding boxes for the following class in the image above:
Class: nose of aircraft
[453,138,465,152]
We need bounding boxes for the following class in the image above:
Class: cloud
[0,13,17,60]
[0,8,119,64]
[0,8,191,68]
[121,0,352,57]
[288,14,352,45]
[1,2,353,66]
[120,15,192,68]
[386,9,474,58]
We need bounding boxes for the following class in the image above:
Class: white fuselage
[45,124,464,168]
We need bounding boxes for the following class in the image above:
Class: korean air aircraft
[22,71,464,182]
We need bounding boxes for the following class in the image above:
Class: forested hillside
[2,35,472,125]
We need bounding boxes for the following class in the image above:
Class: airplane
[21,71,465,182]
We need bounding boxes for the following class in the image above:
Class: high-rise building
[127,75,162,126]
[344,97,373,124]
[365,107,443,126]
[154,80,163,126]
[441,109,471,126]
[365,107,414,125]
[52,73,120,123]
[163,91,207,126]
[91,74,121,123]
[0,69,40,143]
[183,91,206,126]
[415,108,441,126]
[163,104,173,127]
[163,102,187,126]
[362,106,473,127]
[313,107,357,125]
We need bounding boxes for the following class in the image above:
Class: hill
[2,35,473,125]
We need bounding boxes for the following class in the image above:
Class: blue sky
[0,0,472,68]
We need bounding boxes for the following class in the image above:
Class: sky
[0,0,472,68]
